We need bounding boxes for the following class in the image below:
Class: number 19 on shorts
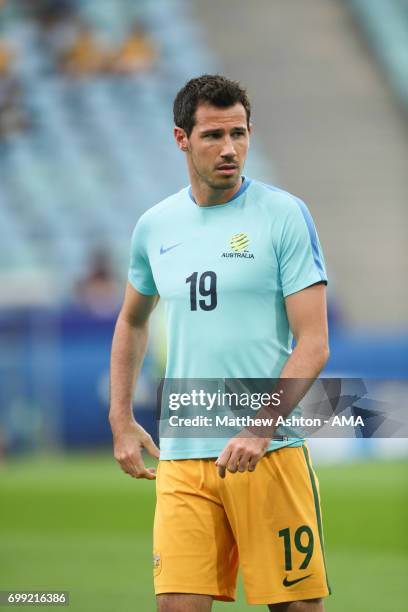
[279,525,314,571]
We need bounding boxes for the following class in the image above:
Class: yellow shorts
[153,444,331,605]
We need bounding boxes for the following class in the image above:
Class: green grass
[0,454,407,611]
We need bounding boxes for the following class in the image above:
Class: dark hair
[173,74,251,136]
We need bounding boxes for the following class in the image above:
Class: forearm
[280,335,329,379]
[273,335,330,420]
[246,336,329,438]
[109,314,149,427]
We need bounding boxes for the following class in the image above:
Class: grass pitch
[0,454,407,611]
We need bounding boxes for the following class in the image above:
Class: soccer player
[109,75,331,611]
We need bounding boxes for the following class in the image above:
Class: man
[109,75,331,611]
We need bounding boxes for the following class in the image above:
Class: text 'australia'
[221,252,255,259]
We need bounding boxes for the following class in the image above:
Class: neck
[190,175,243,207]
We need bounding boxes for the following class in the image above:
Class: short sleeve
[278,198,328,298]
[128,217,158,295]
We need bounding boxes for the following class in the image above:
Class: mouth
[216,165,238,176]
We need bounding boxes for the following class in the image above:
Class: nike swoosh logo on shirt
[160,242,182,255]
[282,574,312,587]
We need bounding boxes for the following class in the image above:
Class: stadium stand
[0,0,214,299]
[349,0,408,110]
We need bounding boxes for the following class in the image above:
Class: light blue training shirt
[128,177,328,459]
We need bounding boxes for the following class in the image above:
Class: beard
[207,175,239,190]
[190,156,241,191]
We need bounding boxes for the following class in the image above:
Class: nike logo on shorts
[283,574,312,587]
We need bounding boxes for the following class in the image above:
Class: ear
[174,126,188,152]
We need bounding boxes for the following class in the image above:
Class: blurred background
[0,0,407,610]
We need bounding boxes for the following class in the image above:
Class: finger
[217,463,226,478]
[247,455,260,472]
[215,448,231,478]
[120,465,135,478]
[137,466,157,480]
[226,451,242,474]
[118,455,152,479]
[138,467,156,480]
[119,457,138,477]
[144,436,160,459]
[132,455,155,479]
[235,451,254,472]
[216,447,231,466]
[215,448,229,466]
[115,455,130,473]
[129,465,156,480]
[237,454,251,473]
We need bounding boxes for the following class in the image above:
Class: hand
[215,431,271,478]
[111,419,160,480]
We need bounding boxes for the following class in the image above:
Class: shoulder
[251,180,306,213]
[132,186,189,233]
[250,180,308,219]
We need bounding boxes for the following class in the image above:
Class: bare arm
[280,282,329,378]
[216,282,329,477]
[263,282,330,426]
[109,282,160,479]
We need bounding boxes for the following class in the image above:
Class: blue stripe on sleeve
[260,181,326,281]
[293,197,326,280]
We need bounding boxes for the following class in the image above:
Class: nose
[220,136,237,159]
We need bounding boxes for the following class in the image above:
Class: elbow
[117,309,149,330]
[300,335,330,368]
[293,333,330,374]
[318,338,330,369]
[322,342,330,367]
